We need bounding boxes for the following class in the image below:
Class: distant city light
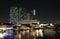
[6,27,13,30]
[22,31,25,35]
[0,33,3,38]
[34,37,36,39]
[33,9,36,16]
[3,33,8,36]
[50,23,54,26]
[35,30,38,37]
[39,29,43,37]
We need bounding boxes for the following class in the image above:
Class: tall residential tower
[9,7,27,24]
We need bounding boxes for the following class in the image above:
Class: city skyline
[0,0,60,23]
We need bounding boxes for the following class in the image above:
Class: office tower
[9,7,27,24]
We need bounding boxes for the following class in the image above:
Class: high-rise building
[9,7,18,24]
[18,8,27,21]
[9,7,27,24]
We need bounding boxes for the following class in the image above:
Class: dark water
[4,32,60,39]
[21,33,60,39]
[39,32,60,39]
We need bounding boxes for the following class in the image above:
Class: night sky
[0,0,60,23]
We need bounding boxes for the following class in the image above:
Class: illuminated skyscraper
[18,8,27,21]
[9,7,18,23]
[9,7,27,24]
[33,9,36,16]
[9,6,37,24]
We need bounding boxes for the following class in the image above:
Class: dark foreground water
[21,33,60,39]
[4,32,60,39]
[38,32,60,39]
